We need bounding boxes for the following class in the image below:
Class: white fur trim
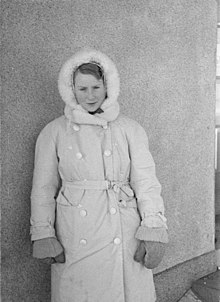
[64,105,108,127]
[58,49,120,109]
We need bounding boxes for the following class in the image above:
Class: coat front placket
[52,122,127,302]
[101,124,125,300]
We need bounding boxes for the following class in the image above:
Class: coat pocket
[118,186,137,208]
[118,186,141,227]
[56,187,85,207]
[55,188,85,253]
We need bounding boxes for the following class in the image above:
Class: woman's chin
[85,104,99,112]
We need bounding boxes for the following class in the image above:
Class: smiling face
[74,72,106,112]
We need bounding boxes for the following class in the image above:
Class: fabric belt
[62,179,136,208]
[63,179,127,191]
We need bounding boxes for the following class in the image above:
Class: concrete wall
[2,0,217,301]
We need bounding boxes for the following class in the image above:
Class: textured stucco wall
[2,0,217,300]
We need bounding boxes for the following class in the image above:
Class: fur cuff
[32,237,64,259]
[135,226,169,243]
[30,226,55,241]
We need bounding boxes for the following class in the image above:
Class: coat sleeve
[30,122,61,241]
[127,122,168,243]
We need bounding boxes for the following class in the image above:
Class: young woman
[30,49,168,302]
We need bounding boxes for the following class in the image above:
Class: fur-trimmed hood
[58,49,120,127]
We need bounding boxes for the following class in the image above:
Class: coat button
[110,207,117,215]
[73,124,80,131]
[103,125,108,129]
[76,152,83,159]
[80,209,87,217]
[80,239,87,245]
[104,150,111,157]
[68,146,73,150]
[114,238,121,245]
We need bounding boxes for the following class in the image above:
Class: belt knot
[106,180,120,193]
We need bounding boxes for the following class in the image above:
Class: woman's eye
[79,88,86,91]
[94,86,100,89]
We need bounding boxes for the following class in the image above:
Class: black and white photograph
[2,1,220,301]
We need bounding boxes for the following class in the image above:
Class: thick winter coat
[30,49,168,302]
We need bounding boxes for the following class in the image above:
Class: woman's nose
[87,89,94,100]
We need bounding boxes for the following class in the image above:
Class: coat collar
[58,49,120,127]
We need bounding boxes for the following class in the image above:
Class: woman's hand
[32,237,65,264]
[39,251,65,264]
[134,240,166,269]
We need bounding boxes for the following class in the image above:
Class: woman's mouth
[87,102,97,105]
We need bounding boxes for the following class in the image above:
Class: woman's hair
[73,63,104,85]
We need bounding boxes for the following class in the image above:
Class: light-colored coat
[30,49,168,302]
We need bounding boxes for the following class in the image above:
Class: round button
[103,125,108,130]
[104,150,111,157]
[76,152,83,159]
[73,124,80,131]
[68,146,73,150]
[114,237,121,245]
[110,207,117,215]
[80,239,87,245]
[80,209,87,217]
